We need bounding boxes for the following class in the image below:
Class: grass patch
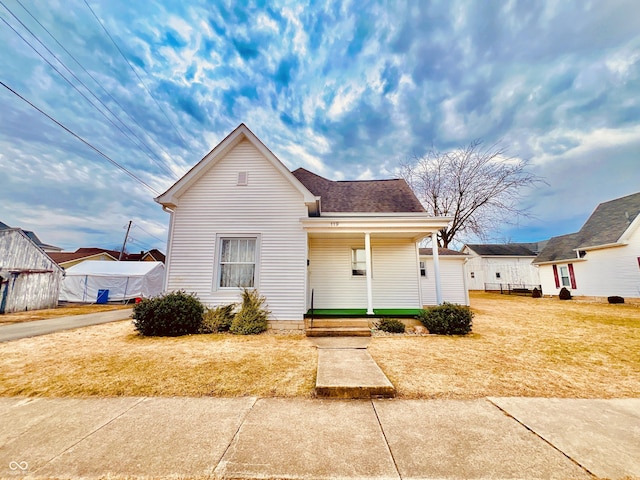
[369,292,640,399]
[0,322,317,397]
[0,292,638,399]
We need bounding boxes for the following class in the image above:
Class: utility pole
[119,220,132,260]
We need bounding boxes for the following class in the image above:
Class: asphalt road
[0,308,133,342]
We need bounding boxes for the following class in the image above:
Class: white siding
[539,227,640,298]
[166,140,308,320]
[421,257,469,306]
[464,254,539,290]
[308,237,421,309]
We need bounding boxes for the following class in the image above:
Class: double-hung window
[352,248,367,276]
[559,266,570,287]
[219,237,257,288]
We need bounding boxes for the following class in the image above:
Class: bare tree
[399,140,544,249]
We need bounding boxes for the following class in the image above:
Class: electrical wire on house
[0,80,160,195]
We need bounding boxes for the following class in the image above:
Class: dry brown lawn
[0,303,131,326]
[0,292,638,399]
[0,322,317,397]
[370,292,640,398]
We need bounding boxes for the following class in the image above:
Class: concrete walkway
[311,337,396,398]
[0,309,133,342]
[1,396,638,479]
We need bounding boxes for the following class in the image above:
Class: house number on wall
[330,222,340,227]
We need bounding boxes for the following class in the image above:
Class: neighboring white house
[533,191,640,300]
[419,248,469,305]
[155,124,453,328]
[462,243,546,291]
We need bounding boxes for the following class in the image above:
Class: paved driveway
[0,309,132,342]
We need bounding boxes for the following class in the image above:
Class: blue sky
[1,0,639,252]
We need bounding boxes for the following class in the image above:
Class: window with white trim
[352,248,367,276]
[218,237,257,288]
[420,261,427,277]
[559,266,570,287]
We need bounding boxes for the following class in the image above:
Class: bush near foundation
[376,318,406,333]
[532,287,542,298]
[230,288,270,335]
[133,291,204,336]
[559,287,572,300]
[201,303,236,333]
[419,303,473,335]
[607,296,624,304]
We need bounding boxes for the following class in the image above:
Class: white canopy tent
[60,261,165,303]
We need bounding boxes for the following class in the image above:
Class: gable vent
[237,171,248,186]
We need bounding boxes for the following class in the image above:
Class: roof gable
[292,168,425,213]
[575,191,640,248]
[534,191,640,264]
[419,247,467,257]
[155,124,316,208]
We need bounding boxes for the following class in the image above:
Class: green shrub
[375,318,406,333]
[559,287,572,300]
[531,287,541,298]
[230,288,270,335]
[607,296,624,304]
[201,303,236,333]
[133,291,204,336]
[419,303,473,335]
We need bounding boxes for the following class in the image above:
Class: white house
[155,124,452,329]
[462,243,545,291]
[419,248,469,305]
[533,191,640,300]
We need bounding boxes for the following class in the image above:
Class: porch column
[365,232,374,315]
[432,232,443,305]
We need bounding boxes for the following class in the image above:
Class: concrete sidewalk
[1,396,638,479]
[0,309,133,342]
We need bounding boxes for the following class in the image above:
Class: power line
[132,223,166,244]
[1,80,160,195]
[14,0,179,178]
[82,0,190,150]
[0,2,177,179]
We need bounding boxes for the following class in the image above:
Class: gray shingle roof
[419,248,467,256]
[534,191,640,264]
[465,242,543,256]
[292,168,425,213]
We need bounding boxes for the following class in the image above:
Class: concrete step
[306,327,371,337]
[314,348,396,398]
[306,319,370,328]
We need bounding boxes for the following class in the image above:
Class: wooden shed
[0,228,63,314]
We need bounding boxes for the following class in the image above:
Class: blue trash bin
[96,289,109,304]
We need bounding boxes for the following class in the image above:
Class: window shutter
[568,263,577,289]
[552,265,560,288]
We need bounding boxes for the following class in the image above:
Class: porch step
[306,327,371,337]
[305,318,371,337]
